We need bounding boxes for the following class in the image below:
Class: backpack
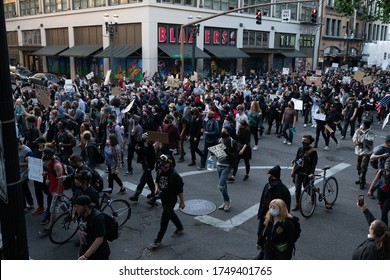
[101,212,119,241]
[94,145,105,165]
[51,158,75,190]
[90,167,104,192]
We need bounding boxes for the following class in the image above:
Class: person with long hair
[257,199,295,260]
[353,202,390,260]
[104,134,126,194]
[248,101,262,151]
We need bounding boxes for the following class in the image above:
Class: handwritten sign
[306,76,322,87]
[111,87,122,96]
[208,143,227,159]
[331,63,339,68]
[104,70,111,86]
[35,86,52,109]
[166,78,180,88]
[291,98,303,111]
[315,70,322,76]
[282,68,290,75]
[313,113,326,121]
[362,76,373,86]
[28,157,43,183]
[147,131,169,144]
[353,70,365,82]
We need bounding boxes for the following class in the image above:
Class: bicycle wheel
[49,211,79,244]
[323,176,339,205]
[300,185,317,218]
[102,199,131,228]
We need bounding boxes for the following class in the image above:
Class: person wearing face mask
[353,201,390,259]
[257,199,295,260]
[150,154,185,249]
[352,118,375,189]
[215,128,239,212]
[367,158,390,225]
[198,111,220,170]
[255,165,291,259]
[281,100,297,146]
[341,94,358,140]
[291,135,317,211]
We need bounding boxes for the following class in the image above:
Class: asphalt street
[19,117,390,260]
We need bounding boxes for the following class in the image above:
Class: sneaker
[124,171,133,176]
[40,219,49,225]
[323,146,329,151]
[227,176,235,182]
[304,124,307,127]
[340,136,345,140]
[243,175,249,181]
[283,139,288,144]
[355,180,361,185]
[117,188,126,194]
[253,145,259,150]
[224,202,231,212]
[197,166,204,171]
[311,124,315,128]
[218,203,225,210]
[26,204,34,210]
[287,142,292,146]
[150,239,161,248]
[32,207,45,215]
[128,195,139,202]
[188,161,196,166]
[171,228,184,237]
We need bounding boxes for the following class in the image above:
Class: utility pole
[179,0,316,79]
[0,0,29,259]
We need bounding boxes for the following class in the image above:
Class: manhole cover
[180,199,216,216]
[326,156,344,162]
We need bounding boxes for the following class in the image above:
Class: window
[243,30,269,47]
[385,53,387,60]
[326,18,331,36]
[273,0,297,20]
[44,0,68,13]
[22,30,41,45]
[4,3,16,18]
[20,0,40,16]
[337,20,341,36]
[327,0,334,7]
[331,19,336,36]
[73,0,105,9]
[243,0,270,16]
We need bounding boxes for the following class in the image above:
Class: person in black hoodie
[128,133,157,205]
[255,165,291,259]
[352,203,390,260]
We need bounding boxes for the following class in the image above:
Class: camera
[358,194,365,207]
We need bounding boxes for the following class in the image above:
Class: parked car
[10,66,32,85]
[28,72,60,88]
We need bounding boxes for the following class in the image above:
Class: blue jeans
[282,122,294,143]
[217,165,232,202]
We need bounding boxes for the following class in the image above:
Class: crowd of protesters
[13,66,390,259]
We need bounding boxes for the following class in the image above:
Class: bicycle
[49,189,131,244]
[299,166,339,218]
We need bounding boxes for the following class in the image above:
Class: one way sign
[281,9,291,22]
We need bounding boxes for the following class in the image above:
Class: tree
[334,0,390,24]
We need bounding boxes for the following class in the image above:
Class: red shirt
[46,160,64,193]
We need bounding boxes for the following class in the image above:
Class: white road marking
[194,163,351,232]
[96,163,350,231]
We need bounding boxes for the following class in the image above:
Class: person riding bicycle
[291,135,318,211]
[73,171,99,209]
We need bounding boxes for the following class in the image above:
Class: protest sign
[208,143,227,159]
[282,68,290,75]
[362,76,373,86]
[166,77,180,88]
[35,86,52,109]
[28,157,43,183]
[291,98,303,110]
[353,70,365,82]
[147,131,169,144]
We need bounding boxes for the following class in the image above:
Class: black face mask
[302,142,310,149]
[268,177,278,186]
[221,133,229,139]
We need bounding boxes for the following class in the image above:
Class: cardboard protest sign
[208,143,227,159]
[324,124,334,133]
[35,86,52,109]
[104,70,111,85]
[306,76,322,86]
[353,70,365,82]
[147,131,169,144]
[166,77,180,88]
[111,87,122,96]
[315,70,322,76]
[362,76,373,86]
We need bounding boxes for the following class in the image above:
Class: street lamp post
[190,24,200,73]
[104,13,118,86]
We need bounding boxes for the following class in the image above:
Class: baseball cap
[74,195,96,207]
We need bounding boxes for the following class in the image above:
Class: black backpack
[288,215,301,252]
[90,168,104,192]
[101,212,119,241]
[94,145,105,165]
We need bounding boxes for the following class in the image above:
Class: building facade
[5,0,323,81]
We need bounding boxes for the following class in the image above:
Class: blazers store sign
[158,24,237,46]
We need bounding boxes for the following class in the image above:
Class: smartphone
[358,194,365,207]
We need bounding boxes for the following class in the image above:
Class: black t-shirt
[79,208,110,260]
[156,169,183,203]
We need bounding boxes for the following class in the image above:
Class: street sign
[281,9,291,22]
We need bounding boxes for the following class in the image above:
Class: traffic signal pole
[0,0,29,259]
[179,0,316,79]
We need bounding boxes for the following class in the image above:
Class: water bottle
[207,156,215,171]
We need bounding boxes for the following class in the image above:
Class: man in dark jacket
[255,165,291,259]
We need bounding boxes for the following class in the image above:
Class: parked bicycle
[299,166,339,218]
[49,189,131,244]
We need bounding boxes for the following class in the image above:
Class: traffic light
[311,9,317,23]
[256,10,262,25]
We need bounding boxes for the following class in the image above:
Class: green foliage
[334,0,390,23]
